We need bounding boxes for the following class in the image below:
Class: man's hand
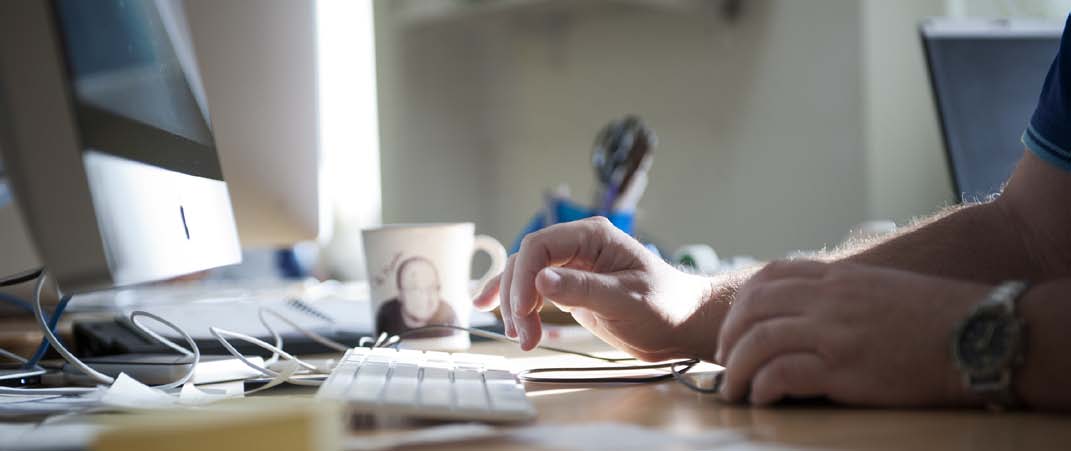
[473,217,725,361]
[716,260,989,407]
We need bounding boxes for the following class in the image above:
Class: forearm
[841,152,1071,282]
[1015,278,1071,411]
[836,201,1050,283]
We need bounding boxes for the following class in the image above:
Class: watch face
[956,310,1017,373]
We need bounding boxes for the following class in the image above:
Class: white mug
[361,223,507,351]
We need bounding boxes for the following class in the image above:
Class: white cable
[0,386,95,395]
[202,307,358,390]
[31,271,114,385]
[128,313,194,358]
[0,347,28,364]
[259,307,349,353]
[126,311,200,390]
[30,270,203,391]
[209,326,324,386]
[257,308,285,366]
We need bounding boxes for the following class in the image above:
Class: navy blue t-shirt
[1023,15,1071,171]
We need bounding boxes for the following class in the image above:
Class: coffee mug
[361,223,507,350]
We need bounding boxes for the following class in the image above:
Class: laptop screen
[922,20,1062,202]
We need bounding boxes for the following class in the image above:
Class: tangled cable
[5,270,721,396]
[0,270,202,395]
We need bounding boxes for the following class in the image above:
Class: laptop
[921,18,1063,202]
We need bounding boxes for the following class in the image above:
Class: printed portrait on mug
[375,255,458,338]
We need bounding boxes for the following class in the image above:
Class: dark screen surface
[51,0,223,180]
[925,34,1060,202]
[0,159,9,207]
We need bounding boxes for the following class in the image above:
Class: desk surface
[345,336,1071,451]
[5,318,1069,450]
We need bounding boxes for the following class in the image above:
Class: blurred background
[5,0,1070,287]
[363,0,1070,269]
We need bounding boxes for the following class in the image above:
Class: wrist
[945,281,1030,409]
[677,273,736,361]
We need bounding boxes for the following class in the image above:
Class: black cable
[519,360,698,384]
[391,324,635,363]
[671,359,722,394]
[387,324,722,393]
[0,267,44,287]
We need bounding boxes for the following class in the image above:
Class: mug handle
[471,234,507,296]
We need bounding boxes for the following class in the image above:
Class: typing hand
[716,260,987,406]
[473,217,723,360]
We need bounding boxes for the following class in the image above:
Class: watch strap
[965,280,1030,411]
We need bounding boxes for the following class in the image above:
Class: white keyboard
[316,347,536,423]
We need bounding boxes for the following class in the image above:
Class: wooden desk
[345,336,1071,450]
[7,318,1068,450]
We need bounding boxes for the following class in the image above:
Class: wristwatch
[952,280,1029,411]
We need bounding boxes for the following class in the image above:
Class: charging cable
[1,270,203,395]
[388,324,720,392]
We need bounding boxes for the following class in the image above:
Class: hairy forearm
[834,201,1050,283]
[1014,278,1071,411]
[839,153,1071,282]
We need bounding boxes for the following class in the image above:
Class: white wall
[374,5,497,236]
[482,1,868,258]
[374,0,978,260]
[861,0,955,223]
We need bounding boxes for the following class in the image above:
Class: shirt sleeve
[1022,14,1071,171]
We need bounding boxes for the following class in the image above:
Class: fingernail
[541,268,562,294]
[518,328,528,347]
[715,348,723,363]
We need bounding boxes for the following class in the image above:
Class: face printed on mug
[396,257,442,324]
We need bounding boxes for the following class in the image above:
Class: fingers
[499,254,517,338]
[509,217,618,347]
[473,275,501,311]
[535,267,637,316]
[716,278,813,362]
[514,308,543,351]
[720,317,818,403]
[570,308,637,357]
[748,352,828,405]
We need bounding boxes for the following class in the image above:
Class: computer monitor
[0,0,242,294]
[182,0,328,248]
[921,18,1063,202]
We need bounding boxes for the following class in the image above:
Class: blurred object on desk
[512,115,657,254]
[592,116,656,215]
[90,397,342,451]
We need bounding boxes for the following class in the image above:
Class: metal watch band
[971,280,1030,411]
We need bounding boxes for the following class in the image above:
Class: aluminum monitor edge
[0,1,241,293]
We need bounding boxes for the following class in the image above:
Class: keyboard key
[487,384,530,413]
[318,347,535,422]
[381,364,420,405]
[454,369,489,411]
[344,348,370,363]
[347,362,390,403]
[483,369,516,383]
[317,362,360,399]
[394,349,426,364]
[419,367,453,408]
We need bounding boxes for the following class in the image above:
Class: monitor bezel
[0,1,241,293]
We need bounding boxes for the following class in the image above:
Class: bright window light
[316,0,382,278]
